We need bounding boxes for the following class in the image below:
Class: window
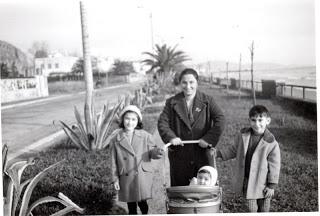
[48,64,52,69]
[41,64,45,69]
[55,63,59,69]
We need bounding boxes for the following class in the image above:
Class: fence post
[303,87,305,99]
[291,86,293,97]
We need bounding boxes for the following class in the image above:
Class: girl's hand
[114,181,120,190]
[170,137,183,146]
[151,147,164,159]
[263,187,274,198]
[198,139,212,148]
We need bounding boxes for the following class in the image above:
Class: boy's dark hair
[119,111,144,129]
[198,169,211,177]
[249,105,270,118]
[179,68,199,82]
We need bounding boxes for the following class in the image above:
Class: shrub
[23,147,116,215]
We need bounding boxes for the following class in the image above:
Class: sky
[0,0,317,66]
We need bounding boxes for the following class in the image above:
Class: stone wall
[1,76,48,103]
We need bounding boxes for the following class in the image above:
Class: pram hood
[198,166,218,186]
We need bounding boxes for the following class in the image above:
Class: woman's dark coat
[158,91,225,186]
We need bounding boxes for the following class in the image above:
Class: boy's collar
[240,127,275,143]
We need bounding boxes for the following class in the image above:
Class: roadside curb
[1,83,131,110]
[8,129,66,161]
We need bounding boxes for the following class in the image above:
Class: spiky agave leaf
[2,144,8,172]
[12,178,32,213]
[73,106,89,145]
[60,121,89,150]
[95,104,108,144]
[26,196,68,215]
[5,160,34,195]
[101,103,122,142]
[96,102,122,149]
[18,160,64,216]
[58,192,84,213]
[4,180,14,216]
[50,206,77,216]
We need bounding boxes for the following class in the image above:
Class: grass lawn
[147,83,318,213]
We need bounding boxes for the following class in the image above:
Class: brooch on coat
[195,107,201,112]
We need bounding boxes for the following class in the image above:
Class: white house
[34,52,79,76]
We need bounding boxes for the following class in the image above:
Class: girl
[110,105,163,214]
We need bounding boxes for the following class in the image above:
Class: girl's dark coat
[158,91,225,186]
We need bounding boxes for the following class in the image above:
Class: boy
[189,166,218,186]
[216,105,281,212]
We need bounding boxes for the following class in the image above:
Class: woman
[158,68,225,186]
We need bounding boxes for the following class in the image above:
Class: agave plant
[131,88,153,110]
[2,145,84,216]
[60,100,123,150]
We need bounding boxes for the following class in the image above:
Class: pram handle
[164,140,213,150]
[164,140,200,149]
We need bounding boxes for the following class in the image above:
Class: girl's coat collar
[115,129,144,156]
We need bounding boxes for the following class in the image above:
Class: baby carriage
[163,140,223,214]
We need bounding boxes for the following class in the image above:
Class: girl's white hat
[198,166,218,186]
[119,105,142,121]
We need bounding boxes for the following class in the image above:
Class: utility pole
[238,53,242,100]
[226,62,229,94]
[80,1,94,137]
[249,41,256,105]
[149,13,154,51]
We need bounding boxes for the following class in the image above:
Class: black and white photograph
[0,0,318,215]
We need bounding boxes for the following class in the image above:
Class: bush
[23,148,116,215]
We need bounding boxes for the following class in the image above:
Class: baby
[189,166,218,186]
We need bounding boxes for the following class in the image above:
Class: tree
[28,41,49,58]
[71,57,99,77]
[142,44,190,85]
[109,59,135,75]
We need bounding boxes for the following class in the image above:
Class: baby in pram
[189,166,218,186]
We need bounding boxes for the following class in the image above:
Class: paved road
[1,82,141,157]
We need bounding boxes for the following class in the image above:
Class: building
[34,52,79,76]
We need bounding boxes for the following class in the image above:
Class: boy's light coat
[220,128,281,199]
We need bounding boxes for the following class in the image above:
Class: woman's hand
[170,137,184,146]
[114,181,120,190]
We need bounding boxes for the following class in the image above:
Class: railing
[210,77,316,103]
[276,83,316,102]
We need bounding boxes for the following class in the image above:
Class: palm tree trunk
[80,1,94,147]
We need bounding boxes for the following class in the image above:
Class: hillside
[0,40,34,77]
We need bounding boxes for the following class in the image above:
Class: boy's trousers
[243,178,271,212]
[246,198,271,212]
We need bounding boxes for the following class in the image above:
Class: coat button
[123,157,127,160]
[125,173,128,176]
[190,161,194,165]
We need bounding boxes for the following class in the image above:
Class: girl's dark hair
[179,68,199,82]
[249,105,270,118]
[119,111,143,129]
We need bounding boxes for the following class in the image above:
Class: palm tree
[142,44,190,85]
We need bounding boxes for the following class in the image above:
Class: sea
[213,66,316,87]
